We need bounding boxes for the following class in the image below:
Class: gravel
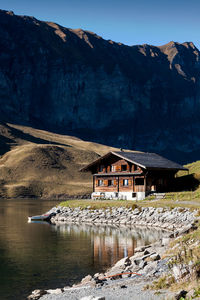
[40,277,173,300]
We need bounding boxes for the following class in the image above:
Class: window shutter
[129,179,132,186]
[114,179,117,186]
[116,165,121,172]
[104,180,108,186]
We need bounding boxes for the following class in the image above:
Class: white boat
[28,213,53,223]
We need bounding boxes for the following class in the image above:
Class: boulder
[46,288,63,294]
[27,289,47,300]
[93,273,107,285]
[80,296,105,300]
[114,256,131,268]
[138,260,147,269]
[161,237,171,246]
[134,252,155,265]
[173,265,189,281]
[132,208,140,215]
[150,253,161,261]
[140,261,158,276]
[177,225,193,235]
[81,274,93,284]
[134,245,151,253]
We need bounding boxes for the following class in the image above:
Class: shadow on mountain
[6,124,72,148]
[0,135,13,155]
[173,174,200,191]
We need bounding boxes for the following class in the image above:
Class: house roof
[80,151,188,172]
[112,151,187,170]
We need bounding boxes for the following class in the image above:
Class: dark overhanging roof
[113,151,187,170]
[80,151,188,172]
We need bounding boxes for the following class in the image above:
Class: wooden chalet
[81,151,187,200]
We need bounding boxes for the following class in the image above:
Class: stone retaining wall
[48,206,198,232]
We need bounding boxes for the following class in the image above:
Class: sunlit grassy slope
[0,123,118,198]
[184,161,200,185]
[178,160,200,178]
[0,123,199,199]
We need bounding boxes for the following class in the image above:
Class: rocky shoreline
[49,205,197,233]
[28,206,199,300]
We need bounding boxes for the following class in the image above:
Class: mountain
[0,9,200,163]
[0,123,117,198]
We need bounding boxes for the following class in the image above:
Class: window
[111,165,115,172]
[98,180,103,186]
[99,165,104,172]
[108,180,114,186]
[135,178,144,185]
[123,179,129,186]
[121,165,127,171]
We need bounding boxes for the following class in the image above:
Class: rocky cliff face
[0,9,200,163]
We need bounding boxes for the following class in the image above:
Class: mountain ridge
[0,9,200,163]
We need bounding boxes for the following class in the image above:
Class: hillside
[0,10,200,163]
[184,160,200,175]
[0,123,117,198]
[0,122,199,198]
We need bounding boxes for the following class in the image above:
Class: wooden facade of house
[81,151,187,200]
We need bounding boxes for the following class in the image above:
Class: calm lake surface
[0,199,168,300]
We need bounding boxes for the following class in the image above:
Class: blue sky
[0,0,199,49]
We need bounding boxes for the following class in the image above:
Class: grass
[151,275,175,290]
[143,222,200,297]
[60,199,139,210]
[181,160,200,176]
[192,287,200,298]
[139,199,200,210]
[147,221,200,295]
[0,123,118,198]
[58,193,200,210]
[164,191,200,201]
[143,191,200,209]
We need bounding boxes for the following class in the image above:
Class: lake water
[0,199,168,300]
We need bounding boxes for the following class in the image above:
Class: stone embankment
[27,206,199,300]
[48,206,197,233]
[27,240,187,300]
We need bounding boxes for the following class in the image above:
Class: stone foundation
[91,191,146,201]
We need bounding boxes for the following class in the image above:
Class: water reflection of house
[53,224,169,267]
[93,234,136,266]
